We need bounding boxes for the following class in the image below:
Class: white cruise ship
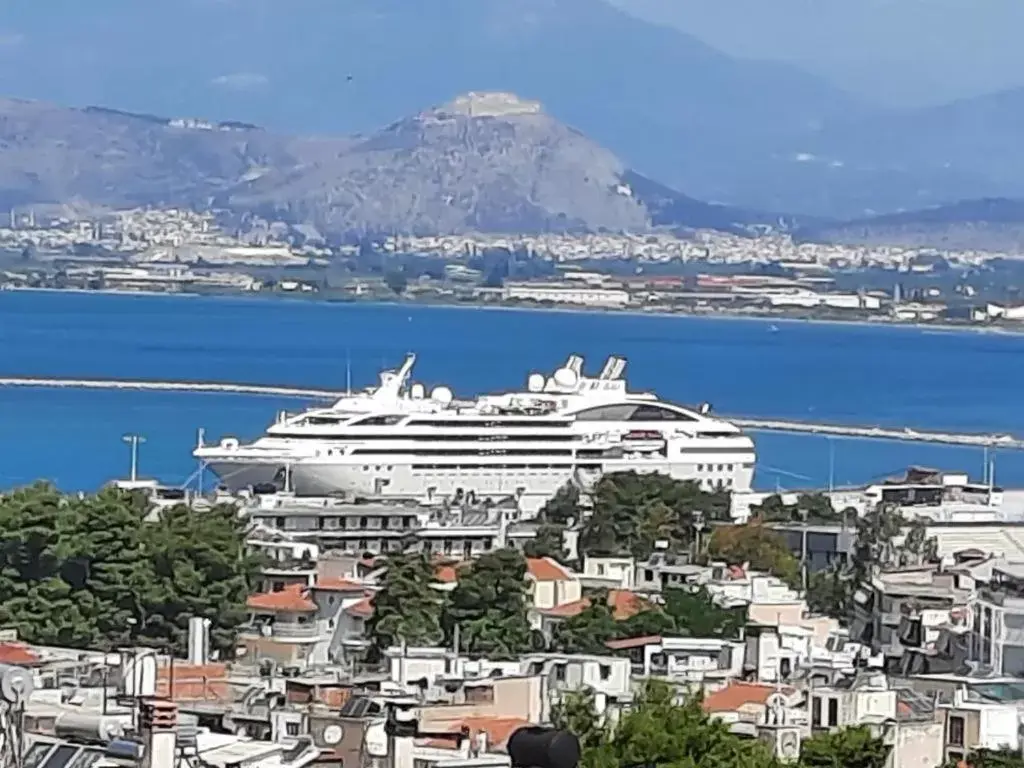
[195,354,756,513]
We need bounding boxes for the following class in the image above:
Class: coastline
[3,283,1021,339]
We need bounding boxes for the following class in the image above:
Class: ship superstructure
[195,354,756,513]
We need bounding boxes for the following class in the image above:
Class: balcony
[243,622,322,642]
[259,556,317,574]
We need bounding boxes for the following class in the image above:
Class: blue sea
[1,290,1022,492]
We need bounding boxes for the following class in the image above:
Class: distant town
[5,206,1024,329]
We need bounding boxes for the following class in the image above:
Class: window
[286,722,300,737]
[596,564,605,576]
[827,698,838,727]
[554,664,566,682]
[645,569,654,581]
[630,404,695,421]
[599,664,611,681]
[811,697,822,727]
[948,715,965,747]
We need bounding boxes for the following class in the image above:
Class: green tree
[525,483,579,561]
[580,472,729,559]
[444,549,530,658]
[663,586,746,638]
[563,679,780,768]
[854,503,904,579]
[551,591,621,654]
[806,564,854,621]
[800,725,889,768]
[368,552,443,655]
[706,522,801,588]
[0,485,255,654]
[145,502,258,655]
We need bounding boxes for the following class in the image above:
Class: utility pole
[122,433,146,482]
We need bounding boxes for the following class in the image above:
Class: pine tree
[445,548,530,658]
[368,552,444,655]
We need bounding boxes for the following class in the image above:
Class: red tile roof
[0,643,40,665]
[344,597,374,618]
[247,584,317,612]
[315,578,364,592]
[526,557,573,582]
[702,681,794,713]
[416,717,529,751]
[605,635,663,650]
[538,590,650,621]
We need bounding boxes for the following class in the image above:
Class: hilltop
[0,92,782,236]
[797,198,1024,251]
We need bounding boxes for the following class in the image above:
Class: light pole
[122,433,146,483]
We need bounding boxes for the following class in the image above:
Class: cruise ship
[195,354,756,513]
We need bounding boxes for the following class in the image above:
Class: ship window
[574,404,637,421]
[629,405,694,421]
[351,415,405,426]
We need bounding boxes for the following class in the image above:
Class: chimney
[140,699,178,768]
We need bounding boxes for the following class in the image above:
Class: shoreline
[5,284,1022,339]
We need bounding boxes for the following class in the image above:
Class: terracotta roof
[345,597,374,618]
[538,590,650,621]
[156,663,230,703]
[702,681,795,713]
[0,643,41,665]
[526,557,573,582]
[605,635,663,650]
[315,578,365,592]
[416,717,529,751]
[247,584,317,612]
[608,589,649,620]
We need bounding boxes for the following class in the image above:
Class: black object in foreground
[507,726,581,768]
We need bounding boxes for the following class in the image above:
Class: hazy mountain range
[0,92,794,236]
[4,0,1024,220]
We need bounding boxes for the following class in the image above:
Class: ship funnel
[564,355,584,376]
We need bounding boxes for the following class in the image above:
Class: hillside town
[5,207,1024,328]
[5,464,1024,768]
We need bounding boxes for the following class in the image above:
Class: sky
[611,0,1024,106]
[0,0,1020,112]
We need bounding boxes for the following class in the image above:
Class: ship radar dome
[527,373,545,393]
[552,368,579,389]
[411,383,426,399]
[431,386,453,405]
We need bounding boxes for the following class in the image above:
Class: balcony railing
[243,622,322,641]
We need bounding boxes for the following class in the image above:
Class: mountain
[796,198,1024,251]
[0,92,783,236]
[0,0,865,213]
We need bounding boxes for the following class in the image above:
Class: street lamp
[122,433,146,483]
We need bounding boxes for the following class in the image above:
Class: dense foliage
[552,586,744,654]
[553,680,782,768]
[580,472,730,559]
[556,683,891,768]
[0,483,256,654]
[706,521,802,588]
[523,483,579,562]
[800,726,889,768]
[366,551,444,655]
[370,548,533,659]
[444,548,532,658]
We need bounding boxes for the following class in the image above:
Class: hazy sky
[0,0,1020,111]
[612,0,1024,105]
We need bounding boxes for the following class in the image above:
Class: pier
[0,375,1019,449]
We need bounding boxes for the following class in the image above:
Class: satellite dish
[552,368,579,389]
[527,373,545,393]
[411,383,425,399]
[431,386,453,405]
